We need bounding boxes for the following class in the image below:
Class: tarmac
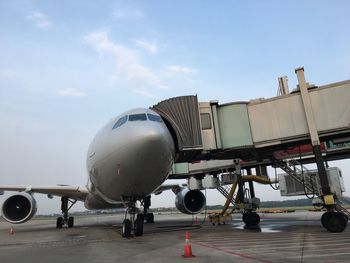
[0,211,349,263]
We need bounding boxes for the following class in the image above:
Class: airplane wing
[0,185,89,201]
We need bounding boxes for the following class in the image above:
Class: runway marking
[191,235,350,244]
[245,246,350,256]
[190,225,350,262]
[205,236,350,246]
[287,251,350,259]
[194,238,350,262]
[217,244,350,253]
[192,241,273,263]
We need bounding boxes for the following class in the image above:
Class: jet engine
[1,192,37,224]
[175,188,206,214]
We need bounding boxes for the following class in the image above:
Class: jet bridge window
[129,113,147,121]
[200,113,212,129]
[147,113,163,122]
[112,115,128,129]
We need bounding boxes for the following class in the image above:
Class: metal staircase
[273,158,319,196]
[337,195,350,217]
[273,157,350,218]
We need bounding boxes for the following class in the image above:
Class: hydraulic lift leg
[235,160,244,204]
[296,67,332,198]
[247,168,255,199]
[296,67,347,232]
[236,162,260,227]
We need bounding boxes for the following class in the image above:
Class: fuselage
[84,108,175,209]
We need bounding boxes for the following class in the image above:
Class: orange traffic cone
[182,231,195,258]
[9,227,14,235]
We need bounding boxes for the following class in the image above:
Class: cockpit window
[112,115,128,129]
[147,113,163,122]
[129,113,147,121]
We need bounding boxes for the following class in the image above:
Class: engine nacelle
[1,192,37,224]
[175,188,206,214]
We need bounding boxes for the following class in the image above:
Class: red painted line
[192,241,272,263]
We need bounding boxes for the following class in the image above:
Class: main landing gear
[141,196,154,224]
[56,197,76,229]
[122,196,155,238]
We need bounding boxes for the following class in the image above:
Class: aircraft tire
[134,218,144,236]
[56,217,63,229]
[146,213,154,223]
[122,219,132,237]
[137,213,145,222]
[68,217,74,228]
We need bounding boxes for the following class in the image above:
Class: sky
[0,0,350,214]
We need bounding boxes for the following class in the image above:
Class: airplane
[0,108,206,237]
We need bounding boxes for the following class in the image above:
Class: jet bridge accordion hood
[151,95,203,151]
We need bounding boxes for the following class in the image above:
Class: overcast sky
[0,1,350,214]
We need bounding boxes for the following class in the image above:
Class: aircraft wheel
[56,217,63,229]
[323,212,347,233]
[68,217,74,228]
[134,218,144,236]
[242,212,260,227]
[146,213,154,223]
[122,219,132,237]
[137,213,145,222]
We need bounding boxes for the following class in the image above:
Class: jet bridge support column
[296,67,347,232]
[296,67,331,198]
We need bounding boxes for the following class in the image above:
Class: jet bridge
[152,69,350,163]
[153,67,350,232]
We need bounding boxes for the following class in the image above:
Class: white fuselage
[84,108,175,209]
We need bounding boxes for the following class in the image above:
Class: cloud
[28,11,52,28]
[132,89,158,99]
[84,31,162,88]
[135,40,157,54]
[0,69,21,79]
[58,88,86,97]
[167,65,196,74]
[112,8,143,20]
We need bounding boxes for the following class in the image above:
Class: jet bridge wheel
[122,219,132,237]
[321,212,347,233]
[242,212,260,227]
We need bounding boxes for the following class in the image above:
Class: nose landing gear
[121,196,155,238]
[122,203,144,238]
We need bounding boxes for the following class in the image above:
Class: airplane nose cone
[112,122,175,197]
[131,124,174,162]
